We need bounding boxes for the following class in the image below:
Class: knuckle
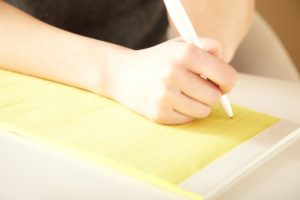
[168,44,198,71]
[169,56,184,70]
[149,107,171,124]
[206,39,223,54]
[175,43,197,62]
[151,92,170,118]
[156,88,169,106]
[184,44,198,58]
[163,66,181,85]
[148,108,167,124]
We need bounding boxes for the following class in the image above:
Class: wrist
[85,40,134,99]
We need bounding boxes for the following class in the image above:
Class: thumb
[171,37,224,61]
[199,37,224,61]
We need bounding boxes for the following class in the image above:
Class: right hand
[106,38,238,124]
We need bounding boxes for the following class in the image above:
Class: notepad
[0,69,279,199]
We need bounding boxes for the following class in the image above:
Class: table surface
[0,74,300,200]
[229,74,300,124]
[223,74,300,200]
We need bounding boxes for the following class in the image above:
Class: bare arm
[0,1,237,124]
[170,0,255,62]
[0,1,129,96]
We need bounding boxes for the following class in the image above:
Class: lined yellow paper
[0,69,279,199]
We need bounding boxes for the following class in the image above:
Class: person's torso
[6,0,169,49]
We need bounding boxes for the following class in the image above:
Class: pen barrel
[163,0,234,117]
[163,0,204,49]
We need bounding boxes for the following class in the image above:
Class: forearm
[0,1,238,124]
[0,1,129,96]
[170,0,255,62]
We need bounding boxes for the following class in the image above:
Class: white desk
[0,74,300,200]
[219,74,300,200]
[229,74,300,124]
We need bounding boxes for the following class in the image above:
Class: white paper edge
[180,120,300,199]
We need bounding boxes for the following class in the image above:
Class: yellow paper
[0,69,279,199]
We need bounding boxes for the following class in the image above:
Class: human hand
[107,38,238,124]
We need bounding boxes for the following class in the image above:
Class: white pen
[163,0,234,118]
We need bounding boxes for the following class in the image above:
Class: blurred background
[257,0,300,73]
[232,0,300,81]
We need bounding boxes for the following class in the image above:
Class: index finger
[184,45,238,93]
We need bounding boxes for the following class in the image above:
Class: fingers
[169,89,211,119]
[183,45,238,94]
[148,101,194,125]
[170,38,238,94]
[123,38,238,125]
[158,110,194,125]
[174,69,222,107]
